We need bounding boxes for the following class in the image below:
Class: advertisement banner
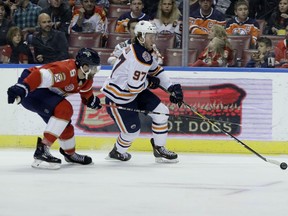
[68,77,272,140]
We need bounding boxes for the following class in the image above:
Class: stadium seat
[163,49,197,66]
[263,35,285,48]
[106,33,130,48]
[69,32,103,48]
[107,4,130,18]
[188,34,210,56]
[154,34,175,54]
[95,48,114,65]
[227,35,251,60]
[107,17,118,33]
[68,47,79,58]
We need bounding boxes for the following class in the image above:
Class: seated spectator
[265,0,288,35]
[41,0,73,38]
[31,13,69,64]
[189,0,226,35]
[11,0,42,38]
[115,0,150,33]
[151,0,182,48]
[225,0,260,48]
[107,18,138,65]
[69,0,108,34]
[246,37,278,67]
[0,2,13,46]
[189,36,228,67]
[275,25,288,66]
[1,26,34,64]
[96,0,110,13]
[209,24,234,66]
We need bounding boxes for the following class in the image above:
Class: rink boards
[1,65,288,154]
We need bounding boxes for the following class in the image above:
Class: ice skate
[31,137,61,170]
[151,139,179,163]
[59,148,93,165]
[106,145,131,161]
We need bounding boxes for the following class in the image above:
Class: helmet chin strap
[80,66,91,79]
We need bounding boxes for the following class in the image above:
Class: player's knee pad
[54,99,73,121]
[149,103,169,124]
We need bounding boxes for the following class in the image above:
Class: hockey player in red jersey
[101,20,183,163]
[7,48,102,169]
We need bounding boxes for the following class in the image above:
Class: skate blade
[31,159,61,170]
[155,157,179,163]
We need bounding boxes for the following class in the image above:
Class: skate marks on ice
[0,149,288,216]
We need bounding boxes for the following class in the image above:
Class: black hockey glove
[147,74,160,89]
[168,84,183,105]
[7,83,30,104]
[87,95,102,110]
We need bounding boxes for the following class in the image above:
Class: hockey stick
[101,103,241,126]
[160,86,287,170]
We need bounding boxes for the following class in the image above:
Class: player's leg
[139,90,178,163]
[58,124,92,165]
[105,97,141,161]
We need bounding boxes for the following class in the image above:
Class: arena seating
[107,4,130,18]
[69,32,103,48]
[163,49,197,66]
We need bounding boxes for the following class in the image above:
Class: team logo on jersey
[65,84,74,91]
[70,69,76,77]
[142,51,151,62]
[54,73,66,83]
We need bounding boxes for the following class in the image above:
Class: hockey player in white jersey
[101,20,183,163]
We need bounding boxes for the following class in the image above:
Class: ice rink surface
[0,149,288,216]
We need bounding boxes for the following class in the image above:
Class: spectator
[11,0,42,38]
[275,25,288,65]
[246,37,278,67]
[115,0,150,33]
[69,0,108,34]
[107,18,138,65]
[209,24,233,66]
[151,0,182,47]
[96,0,110,13]
[1,26,34,64]
[31,13,69,64]
[0,2,13,46]
[189,36,228,67]
[41,0,73,38]
[265,0,288,35]
[189,0,226,35]
[225,0,260,48]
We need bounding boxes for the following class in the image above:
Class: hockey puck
[280,162,287,170]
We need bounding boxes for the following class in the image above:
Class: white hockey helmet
[134,21,157,38]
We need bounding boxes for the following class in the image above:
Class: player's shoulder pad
[132,43,153,65]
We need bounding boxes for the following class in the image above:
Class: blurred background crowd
[0,0,287,68]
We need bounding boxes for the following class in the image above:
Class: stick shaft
[159,86,280,166]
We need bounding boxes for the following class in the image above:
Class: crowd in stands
[0,0,288,68]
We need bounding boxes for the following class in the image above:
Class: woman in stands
[1,26,34,64]
[151,0,182,48]
[265,0,288,35]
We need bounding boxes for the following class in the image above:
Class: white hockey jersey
[101,43,172,104]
